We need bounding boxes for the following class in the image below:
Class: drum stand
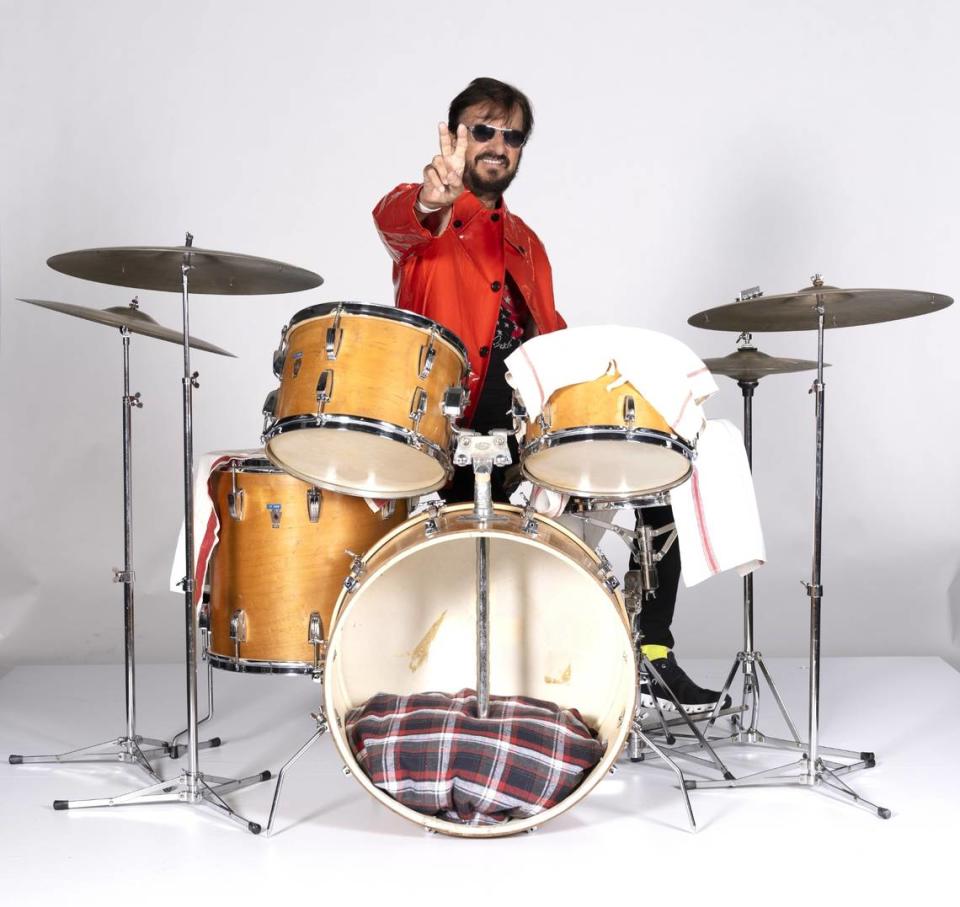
[9,323,188,777]
[688,284,890,817]
[51,237,271,832]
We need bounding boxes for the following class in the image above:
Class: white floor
[1,657,957,904]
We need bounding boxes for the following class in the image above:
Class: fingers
[438,122,453,158]
[452,124,469,167]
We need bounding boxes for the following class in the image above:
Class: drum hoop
[287,301,471,370]
[524,425,696,460]
[207,653,314,676]
[566,491,672,512]
[263,413,453,498]
[211,455,279,475]
[322,501,636,837]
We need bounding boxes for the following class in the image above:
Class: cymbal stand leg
[169,627,220,758]
[9,326,178,778]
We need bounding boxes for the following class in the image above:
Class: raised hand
[419,122,469,210]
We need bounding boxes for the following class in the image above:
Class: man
[373,77,726,714]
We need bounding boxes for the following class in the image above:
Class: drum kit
[7,238,953,837]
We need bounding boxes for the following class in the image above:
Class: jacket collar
[453,192,527,256]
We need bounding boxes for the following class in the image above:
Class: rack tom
[205,456,407,675]
[264,302,469,498]
[520,369,695,499]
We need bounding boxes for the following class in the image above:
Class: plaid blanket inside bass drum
[346,689,605,826]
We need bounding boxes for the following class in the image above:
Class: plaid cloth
[346,689,604,826]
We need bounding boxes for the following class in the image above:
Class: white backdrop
[1,0,958,670]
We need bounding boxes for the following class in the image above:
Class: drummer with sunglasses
[373,77,729,716]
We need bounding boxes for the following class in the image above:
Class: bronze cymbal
[703,347,827,382]
[47,246,323,295]
[18,298,236,356]
[689,278,953,332]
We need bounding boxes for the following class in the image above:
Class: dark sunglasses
[463,122,528,149]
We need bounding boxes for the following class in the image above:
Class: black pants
[632,504,680,649]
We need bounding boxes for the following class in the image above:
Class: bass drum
[324,503,636,837]
[206,456,407,675]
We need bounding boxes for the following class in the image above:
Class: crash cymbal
[703,347,826,382]
[18,298,236,356]
[689,276,952,332]
[47,245,323,295]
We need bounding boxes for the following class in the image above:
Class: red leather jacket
[373,183,565,422]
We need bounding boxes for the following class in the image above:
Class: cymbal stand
[688,280,890,818]
[9,319,177,776]
[52,236,271,832]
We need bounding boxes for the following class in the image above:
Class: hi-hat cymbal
[689,278,952,332]
[18,298,236,356]
[703,347,826,382]
[47,246,323,295]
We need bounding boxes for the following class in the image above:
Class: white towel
[670,420,766,587]
[505,326,718,444]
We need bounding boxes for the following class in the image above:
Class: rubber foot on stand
[865,757,876,769]
[723,771,735,781]
[169,745,184,759]
[248,821,262,835]
[53,800,69,810]
[209,737,222,748]
[665,735,676,746]
[878,807,892,820]
[9,755,23,764]
[630,756,645,763]
[259,770,272,782]
[861,751,875,762]
[683,780,698,790]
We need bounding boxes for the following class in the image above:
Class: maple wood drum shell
[324,503,636,837]
[206,457,407,675]
[263,302,470,499]
[521,371,696,499]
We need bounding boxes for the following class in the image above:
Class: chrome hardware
[124,391,143,409]
[737,331,755,350]
[737,285,763,302]
[604,574,621,592]
[316,369,334,411]
[442,385,468,420]
[418,330,438,379]
[325,305,344,360]
[112,568,135,583]
[228,463,245,521]
[306,487,322,523]
[342,766,351,776]
[229,609,247,663]
[307,611,325,681]
[623,395,636,427]
[511,393,527,435]
[291,353,303,378]
[521,515,539,536]
[261,390,278,437]
[343,549,365,591]
[267,503,282,529]
[378,499,397,520]
[188,371,199,389]
[423,503,441,537]
[272,324,288,377]
[537,408,551,433]
[410,387,428,430]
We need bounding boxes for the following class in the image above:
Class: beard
[464,153,520,198]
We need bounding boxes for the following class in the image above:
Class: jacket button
[479,346,490,357]
[453,219,463,228]
[491,213,500,222]
[491,281,501,292]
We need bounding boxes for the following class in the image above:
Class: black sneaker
[639,652,732,714]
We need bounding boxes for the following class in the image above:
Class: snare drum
[205,456,406,675]
[521,369,695,499]
[263,303,469,498]
[324,503,636,837]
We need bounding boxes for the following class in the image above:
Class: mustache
[474,153,509,166]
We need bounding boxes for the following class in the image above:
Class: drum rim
[286,301,471,370]
[521,427,695,499]
[207,653,315,675]
[263,413,452,498]
[211,455,280,475]
[322,502,636,838]
[565,491,672,512]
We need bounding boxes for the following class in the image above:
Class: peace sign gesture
[420,122,469,210]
